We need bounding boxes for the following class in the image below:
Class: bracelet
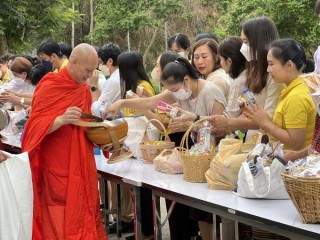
[193,114,200,122]
[269,124,279,137]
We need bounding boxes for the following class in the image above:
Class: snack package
[302,73,320,93]
[288,151,320,177]
[189,121,215,156]
[126,90,134,98]
[156,101,179,118]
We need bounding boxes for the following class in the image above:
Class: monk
[22,43,107,240]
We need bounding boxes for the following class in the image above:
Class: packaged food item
[126,90,134,98]
[136,86,144,97]
[189,121,215,156]
[156,101,179,118]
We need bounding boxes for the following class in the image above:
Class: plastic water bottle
[242,88,256,105]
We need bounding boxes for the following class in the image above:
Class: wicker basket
[139,119,175,164]
[179,119,215,183]
[281,172,320,223]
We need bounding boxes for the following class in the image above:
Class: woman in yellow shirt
[117,51,155,116]
[245,39,316,150]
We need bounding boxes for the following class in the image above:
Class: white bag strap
[242,162,271,198]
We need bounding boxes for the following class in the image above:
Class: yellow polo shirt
[273,77,316,150]
[2,72,9,83]
[124,80,155,117]
[54,59,68,73]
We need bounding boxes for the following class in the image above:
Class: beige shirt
[206,68,232,101]
[224,70,247,118]
[176,80,227,116]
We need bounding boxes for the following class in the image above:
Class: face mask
[99,64,110,77]
[151,68,160,83]
[42,60,53,71]
[177,51,186,58]
[240,43,253,62]
[172,83,192,100]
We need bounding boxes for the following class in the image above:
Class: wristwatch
[90,85,97,92]
[193,114,200,122]
[20,97,26,108]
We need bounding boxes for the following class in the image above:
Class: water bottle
[242,88,256,105]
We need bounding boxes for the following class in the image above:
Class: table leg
[213,214,217,240]
[132,186,142,239]
[116,183,122,238]
[152,192,162,240]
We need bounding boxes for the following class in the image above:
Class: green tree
[214,0,320,55]
[90,0,184,67]
[0,0,80,54]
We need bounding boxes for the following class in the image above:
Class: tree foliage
[214,0,320,55]
[0,0,319,63]
[0,0,80,53]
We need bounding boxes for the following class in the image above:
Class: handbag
[235,158,289,199]
[0,152,33,240]
[124,116,160,160]
[205,133,260,190]
[153,148,183,174]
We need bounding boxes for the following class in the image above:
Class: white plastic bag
[235,158,289,199]
[124,116,160,160]
[0,152,33,240]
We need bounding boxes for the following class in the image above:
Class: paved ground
[108,197,170,240]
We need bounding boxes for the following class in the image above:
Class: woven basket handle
[179,118,210,150]
[143,118,171,142]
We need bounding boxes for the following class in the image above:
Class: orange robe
[22,68,107,240]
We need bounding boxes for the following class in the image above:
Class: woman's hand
[138,88,153,98]
[4,89,19,96]
[102,100,123,120]
[126,92,140,99]
[89,70,99,86]
[0,92,20,105]
[0,151,9,163]
[243,103,270,126]
[207,115,229,129]
[168,120,192,133]
[171,107,196,122]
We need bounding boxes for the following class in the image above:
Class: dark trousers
[166,200,199,240]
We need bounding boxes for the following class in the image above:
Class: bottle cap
[242,88,249,93]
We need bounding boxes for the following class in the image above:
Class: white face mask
[240,43,253,62]
[8,70,25,84]
[172,83,192,100]
[151,68,160,83]
[177,51,186,58]
[99,64,110,77]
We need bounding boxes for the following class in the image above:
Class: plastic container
[242,89,256,105]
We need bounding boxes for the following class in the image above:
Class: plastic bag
[0,152,33,240]
[154,148,183,174]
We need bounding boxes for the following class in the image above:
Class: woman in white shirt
[192,38,232,101]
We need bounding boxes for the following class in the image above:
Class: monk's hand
[0,151,9,163]
[102,100,123,120]
[60,106,82,125]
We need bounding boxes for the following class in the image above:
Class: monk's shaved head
[70,43,97,62]
[67,43,99,84]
